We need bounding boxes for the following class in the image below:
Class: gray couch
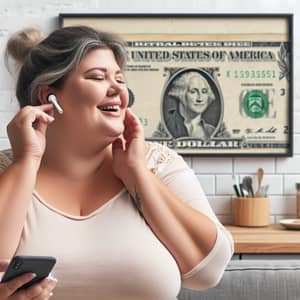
[178,259,300,300]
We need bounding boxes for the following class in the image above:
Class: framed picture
[60,14,293,156]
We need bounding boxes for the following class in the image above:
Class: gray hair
[6,26,127,107]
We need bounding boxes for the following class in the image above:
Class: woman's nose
[107,81,123,97]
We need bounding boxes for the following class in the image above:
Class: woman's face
[55,48,128,142]
[184,75,210,116]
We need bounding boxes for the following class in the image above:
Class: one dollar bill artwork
[124,35,291,155]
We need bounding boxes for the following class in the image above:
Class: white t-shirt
[0,143,233,300]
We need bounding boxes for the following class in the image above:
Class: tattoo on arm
[130,188,143,217]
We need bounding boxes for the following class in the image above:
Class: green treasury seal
[242,90,269,118]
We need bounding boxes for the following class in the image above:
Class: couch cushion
[178,260,300,300]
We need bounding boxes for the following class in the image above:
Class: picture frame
[60,13,293,156]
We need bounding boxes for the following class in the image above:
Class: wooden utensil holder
[232,197,269,227]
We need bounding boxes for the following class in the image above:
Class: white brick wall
[0,0,300,224]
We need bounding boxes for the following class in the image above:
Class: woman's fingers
[34,114,55,136]
[39,103,56,114]
[21,106,55,127]
[8,104,55,130]
[112,138,124,152]
[124,109,139,127]
[32,277,57,300]
[37,277,57,291]
[123,109,144,140]
[0,260,9,272]
[32,289,53,300]
[0,273,35,298]
[6,103,56,162]
[23,277,57,299]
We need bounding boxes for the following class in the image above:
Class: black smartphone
[1,255,56,290]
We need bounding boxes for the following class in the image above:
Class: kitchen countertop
[225,224,300,253]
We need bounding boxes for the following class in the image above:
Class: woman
[0,260,56,300]
[0,26,233,300]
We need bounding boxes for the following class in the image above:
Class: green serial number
[226,70,276,79]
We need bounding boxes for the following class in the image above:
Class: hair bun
[6,27,45,67]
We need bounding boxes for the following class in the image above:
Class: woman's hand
[0,260,57,300]
[112,109,148,186]
[7,104,55,164]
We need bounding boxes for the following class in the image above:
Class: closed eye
[89,77,104,81]
[88,77,125,84]
[116,79,126,84]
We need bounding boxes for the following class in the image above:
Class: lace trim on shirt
[0,149,13,174]
[146,142,178,175]
[1,144,178,176]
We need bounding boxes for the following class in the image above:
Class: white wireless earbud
[47,94,64,114]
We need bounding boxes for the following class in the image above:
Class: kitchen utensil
[232,175,241,197]
[242,176,254,197]
[233,184,241,197]
[242,187,249,197]
[239,183,245,197]
[255,168,264,197]
[261,184,269,197]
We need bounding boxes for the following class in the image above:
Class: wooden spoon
[254,168,264,197]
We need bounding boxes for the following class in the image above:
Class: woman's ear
[37,85,53,105]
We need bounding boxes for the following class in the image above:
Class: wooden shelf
[225,224,300,253]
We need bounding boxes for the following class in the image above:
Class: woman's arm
[112,109,233,289]
[0,104,54,259]
[127,165,218,273]
[0,157,39,260]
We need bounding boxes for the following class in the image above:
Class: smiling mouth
[97,105,120,112]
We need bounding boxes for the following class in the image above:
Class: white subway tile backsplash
[0,40,15,90]
[0,16,57,36]
[0,111,15,137]
[269,195,296,215]
[196,175,214,195]
[192,157,232,174]
[259,175,283,195]
[295,96,300,112]
[283,175,300,194]
[269,215,276,224]
[207,196,232,214]
[294,112,300,133]
[213,0,298,11]
[234,157,275,173]
[0,1,98,16]
[277,156,300,173]
[216,175,236,195]
[0,138,10,150]
[0,90,19,111]
[294,135,300,154]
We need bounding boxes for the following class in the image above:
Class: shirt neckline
[3,144,156,220]
[32,188,127,220]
